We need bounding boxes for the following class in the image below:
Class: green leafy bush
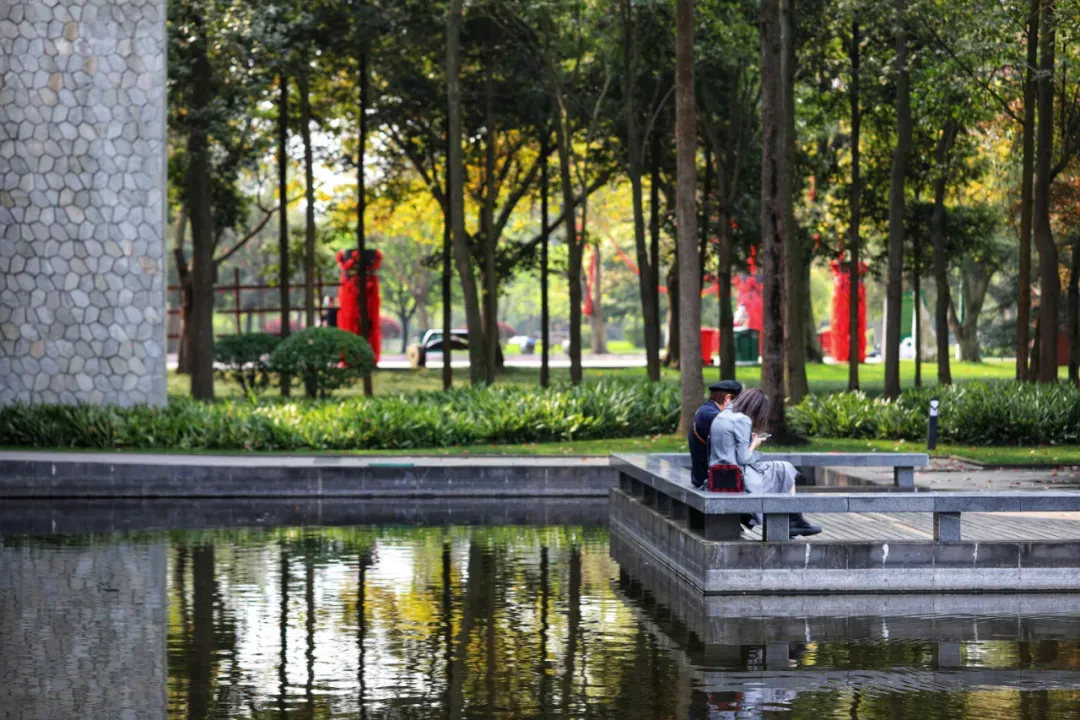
[269,327,375,398]
[789,381,1080,446]
[214,333,281,396]
[0,380,681,451]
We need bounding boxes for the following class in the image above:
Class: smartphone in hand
[754,433,771,442]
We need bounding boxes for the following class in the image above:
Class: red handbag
[707,464,743,493]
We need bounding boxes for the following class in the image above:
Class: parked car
[407,330,503,367]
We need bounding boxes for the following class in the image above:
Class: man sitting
[688,380,743,488]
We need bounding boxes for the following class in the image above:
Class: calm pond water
[3,521,1080,719]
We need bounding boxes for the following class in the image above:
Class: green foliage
[214,333,281,396]
[0,381,681,451]
[789,382,1080,446]
[269,327,376,398]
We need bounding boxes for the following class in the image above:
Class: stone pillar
[0,0,167,406]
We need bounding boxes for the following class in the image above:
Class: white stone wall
[0,540,168,720]
[0,0,167,406]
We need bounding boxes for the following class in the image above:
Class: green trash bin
[733,328,760,363]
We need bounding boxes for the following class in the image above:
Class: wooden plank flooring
[740,512,1080,542]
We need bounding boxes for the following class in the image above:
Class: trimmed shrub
[0,380,682,451]
[215,333,281,396]
[269,327,375,398]
[789,381,1080,446]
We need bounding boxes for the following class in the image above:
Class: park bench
[612,453,1080,543]
[648,451,929,488]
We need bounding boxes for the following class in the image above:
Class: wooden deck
[743,511,1080,542]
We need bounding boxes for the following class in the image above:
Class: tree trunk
[781,0,808,406]
[913,235,921,387]
[1069,235,1079,386]
[277,70,291,397]
[540,128,551,388]
[700,144,712,296]
[590,245,607,353]
[649,127,663,373]
[299,57,316,335]
[931,121,957,385]
[554,100,583,385]
[442,130,453,391]
[625,6,660,382]
[1033,0,1059,384]
[357,50,373,397]
[717,207,736,380]
[948,260,991,363]
[847,15,861,392]
[482,59,499,384]
[187,18,215,402]
[173,205,191,375]
[1029,317,1041,379]
[665,261,680,368]
[447,0,488,385]
[884,0,911,400]
[675,0,702,435]
[759,0,787,435]
[802,261,822,362]
[1017,0,1039,381]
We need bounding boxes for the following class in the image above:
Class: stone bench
[612,453,1080,542]
[648,451,929,488]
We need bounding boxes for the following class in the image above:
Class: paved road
[167,352,653,371]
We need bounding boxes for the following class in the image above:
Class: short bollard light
[928,399,939,450]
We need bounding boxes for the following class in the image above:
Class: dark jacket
[687,401,723,487]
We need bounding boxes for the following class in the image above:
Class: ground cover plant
[5,378,1078,453]
[0,380,681,451]
[789,381,1080,446]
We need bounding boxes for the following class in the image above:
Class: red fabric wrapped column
[335,249,382,362]
[336,250,361,334]
[829,260,867,362]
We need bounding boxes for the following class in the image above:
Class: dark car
[408,330,503,368]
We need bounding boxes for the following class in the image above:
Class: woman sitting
[708,388,822,537]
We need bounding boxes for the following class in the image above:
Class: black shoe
[740,513,758,529]
[789,513,822,538]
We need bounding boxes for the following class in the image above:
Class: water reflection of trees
[165,526,689,719]
[164,527,1080,719]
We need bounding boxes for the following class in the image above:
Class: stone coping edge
[0,452,618,498]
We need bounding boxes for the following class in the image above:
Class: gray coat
[707,409,796,494]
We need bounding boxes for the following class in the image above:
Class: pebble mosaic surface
[0,0,167,406]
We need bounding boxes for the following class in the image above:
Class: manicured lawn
[171,359,1034,399]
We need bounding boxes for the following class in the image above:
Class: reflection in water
[2,526,1080,719]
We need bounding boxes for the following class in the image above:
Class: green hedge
[789,381,1080,446]
[0,380,682,451]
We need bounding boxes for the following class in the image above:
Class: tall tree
[1032,0,1059,383]
[185,11,217,401]
[884,0,912,399]
[622,0,661,382]
[277,71,291,397]
[443,130,454,391]
[759,0,788,435]
[847,13,861,392]
[540,128,551,388]
[357,44,373,396]
[675,0,703,433]
[447,0,489,385]
[1017,0,1040,380]
[298,52,317,336]
[781,0,808,404]
[931,120,958,385]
